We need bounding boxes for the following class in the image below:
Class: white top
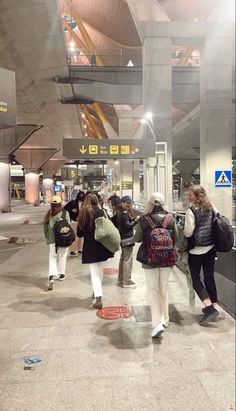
[184,208,214,255]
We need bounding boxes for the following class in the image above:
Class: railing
[67,52,142,68]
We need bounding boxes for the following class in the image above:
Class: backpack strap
[162,214,171,229]
[143,215,157,229]
[62,210,66,219]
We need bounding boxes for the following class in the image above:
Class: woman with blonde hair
[184,185,219,324]
[77,194,114,309]
[134,192,178,339]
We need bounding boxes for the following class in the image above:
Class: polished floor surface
[0,202,235,411]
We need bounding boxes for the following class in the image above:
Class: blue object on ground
[24,358,42,364]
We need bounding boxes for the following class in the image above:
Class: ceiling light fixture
[145,112,153,120]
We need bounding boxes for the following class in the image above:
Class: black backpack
[54,210,75,251]
[212,212,234,252]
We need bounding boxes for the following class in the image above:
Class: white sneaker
[48,276,54,291]
[122,280,136,289]
[151,324,164,338]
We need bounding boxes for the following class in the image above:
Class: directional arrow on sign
[79,145,87,154]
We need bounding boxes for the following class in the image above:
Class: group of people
[43,186,221,340]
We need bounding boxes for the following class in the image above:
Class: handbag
[95,216,121,253]
[136,242,147,264]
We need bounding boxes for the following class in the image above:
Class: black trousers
[188,248,217,303]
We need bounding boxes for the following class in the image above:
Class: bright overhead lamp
[69,41,75,50]
[141,118,147,124]
[145,112,153,120]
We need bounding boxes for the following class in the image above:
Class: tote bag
[95,216,121,253]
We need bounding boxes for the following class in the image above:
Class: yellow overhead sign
[63,139,156,160]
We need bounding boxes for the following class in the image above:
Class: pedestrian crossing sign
[215,170,232,187]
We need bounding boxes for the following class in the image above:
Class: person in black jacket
[117,195,139,288]
[77,194,114,309]
[184,185,219,324]
[64,191,85,257]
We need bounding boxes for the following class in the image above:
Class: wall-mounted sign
[61,166,77,180]
[0,67,16,129]
[54,185,62,192]
[112,184,120,191]
[63,139,156,160]
[121,181,133,190]
[215,170,232,187]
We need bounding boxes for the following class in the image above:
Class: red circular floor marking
[96,306,132,320]
[103,268,118,275]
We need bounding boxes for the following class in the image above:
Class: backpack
[54,210,75,251]
[212,212,234,252]
[141,214,177,268]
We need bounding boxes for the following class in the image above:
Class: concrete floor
[0,202,235,411]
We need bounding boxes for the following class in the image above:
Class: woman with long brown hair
[184,185,219,324]
[77,193,114,309]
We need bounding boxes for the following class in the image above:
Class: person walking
[134,193,178,339]
[77,194,114,309]
[108,192,121,215]
[43,196,71,291]
[184,185,219,324]
[64,191,85,257]
[117,195,139,288]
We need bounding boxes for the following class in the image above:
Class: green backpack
[95,216,121,253]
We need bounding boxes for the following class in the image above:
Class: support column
[119,159,140,200]
[119,118,133,138]
[143,36,172,208]
[42,159,65,204]
[43,178,54,204]
[0,124,42,212]
[0,157,11,212]
[200,37,233,220]
[15,148,58,206]
[25,172,40,206]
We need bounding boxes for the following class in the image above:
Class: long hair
[189,185,212,210]
[78,193,99,229]
[44,203,62,224]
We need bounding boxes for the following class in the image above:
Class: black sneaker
[70,251,79,257]
[202,304,217,314]
[48,276,54,291]
[59,274,66,281]
[200,307,219,325]
[93,297,103,310]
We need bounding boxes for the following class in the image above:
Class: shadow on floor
[6,295,92,319]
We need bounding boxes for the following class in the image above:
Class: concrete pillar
[119,118,133,138]
[43,178,54,204]
[25,172,40,206]
[0,158,11,212]
[119,159,140,200]
[200,37,233,220]
[42,159,65,204]
[143,36,172,209]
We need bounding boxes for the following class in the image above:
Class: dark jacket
[64,200,79,222]
[77,206,114,264]
[116,208,137,240]
[134,208,178,245]
[190,207,214,247]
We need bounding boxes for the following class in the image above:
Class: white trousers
[144,267,171,327]
[89,262,104,298]
[49,244,69,279]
